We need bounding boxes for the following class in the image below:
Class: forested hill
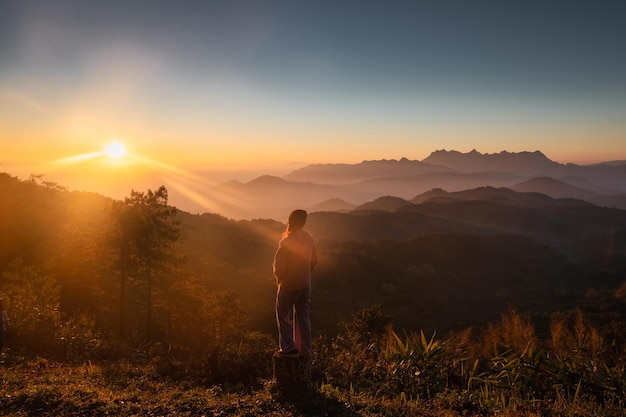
[1,172,625,347]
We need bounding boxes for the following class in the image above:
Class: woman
[273,209,318,359]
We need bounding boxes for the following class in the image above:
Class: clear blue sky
[1,0,625,175]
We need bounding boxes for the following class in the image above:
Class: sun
[104,141,127,160]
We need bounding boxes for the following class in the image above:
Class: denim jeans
[276,286,311,358]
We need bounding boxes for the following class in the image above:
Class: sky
[1,0,625,204]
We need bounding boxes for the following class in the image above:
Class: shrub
[1,261,62,354]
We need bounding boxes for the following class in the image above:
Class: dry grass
[1,354,623,417]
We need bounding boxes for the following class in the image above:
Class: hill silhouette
[354,196,411,212]
[410,186,592,207]
[512,176,598,200]
[308,198,356,213]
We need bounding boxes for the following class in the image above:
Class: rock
[271,353,313,397]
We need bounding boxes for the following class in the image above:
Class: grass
[1,353,624,417]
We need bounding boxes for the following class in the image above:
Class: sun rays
[51,141,130,166]
[46,140,236,213]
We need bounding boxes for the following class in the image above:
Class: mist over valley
[184,149,626,221]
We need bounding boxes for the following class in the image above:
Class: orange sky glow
[1,1,625,210]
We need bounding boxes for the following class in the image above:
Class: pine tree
[109,186,179,342]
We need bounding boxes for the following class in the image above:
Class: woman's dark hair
[286,209,307,235]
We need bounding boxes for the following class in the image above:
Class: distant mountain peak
[247,175,287,185]
[427,149,548,159]
[422,149,559,176]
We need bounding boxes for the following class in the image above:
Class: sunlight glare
[104,141,127,160]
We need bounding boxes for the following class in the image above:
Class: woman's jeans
[276,286,311,358]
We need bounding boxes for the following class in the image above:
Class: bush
[1,261,62,354]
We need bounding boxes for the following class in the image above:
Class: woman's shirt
[273,228,318,290]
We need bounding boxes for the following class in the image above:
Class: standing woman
[273,209,318,359]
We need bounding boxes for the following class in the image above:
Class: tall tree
[109,186,179,342]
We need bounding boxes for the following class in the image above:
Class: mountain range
[2,166,625,337]
[201,150,626,220]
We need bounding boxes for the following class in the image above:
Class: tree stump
[271,353,312,397]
